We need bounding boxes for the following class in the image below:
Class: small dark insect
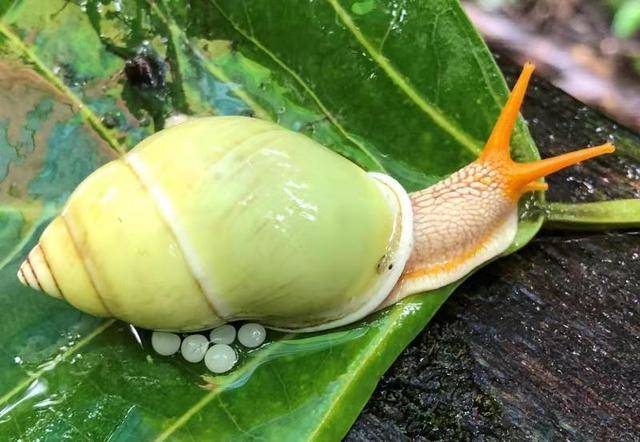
[124,54,165,89]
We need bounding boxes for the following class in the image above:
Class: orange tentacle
[477,62,615,199]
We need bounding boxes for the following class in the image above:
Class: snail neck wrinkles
[380,160,518,308]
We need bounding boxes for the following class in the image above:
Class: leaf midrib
[0,11,127,411]
[325,0,482,156]
[154,333,295,441]
[210,0,388,173]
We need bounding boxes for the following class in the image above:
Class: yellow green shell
[20,117,413,332]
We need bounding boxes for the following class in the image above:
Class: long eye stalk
[479,62,615,199]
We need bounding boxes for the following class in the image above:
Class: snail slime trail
[18,64,614,374]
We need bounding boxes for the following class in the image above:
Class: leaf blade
[0,0,544,439]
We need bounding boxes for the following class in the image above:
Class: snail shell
[20,117,413,332]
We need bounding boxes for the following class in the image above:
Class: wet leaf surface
[0,1,633,440]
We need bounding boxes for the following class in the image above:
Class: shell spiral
[20,117,412,332]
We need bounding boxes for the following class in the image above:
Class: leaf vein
[147,0,271,121]
[0,22,126,155]
[326,0,482,156]
[209,0,388,173]
[154,334,295,441]
[217,396,258,439]
[0,319,116,407]
[303,308,403,441]
[0,206,57,272]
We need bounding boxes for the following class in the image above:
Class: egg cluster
[150,323,267,373]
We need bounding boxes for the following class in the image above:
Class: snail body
[18,64,614,332]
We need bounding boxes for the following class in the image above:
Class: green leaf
[612,0,640,38]
[544,200,640,230]
[0,0,543,439]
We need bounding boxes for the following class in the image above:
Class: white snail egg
[209,324,236,345]
[180,334,209,363]
[237,323,266,348]
[204,344,237,374]
[151,331,181,356]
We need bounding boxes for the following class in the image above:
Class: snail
[17,64,614,332]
